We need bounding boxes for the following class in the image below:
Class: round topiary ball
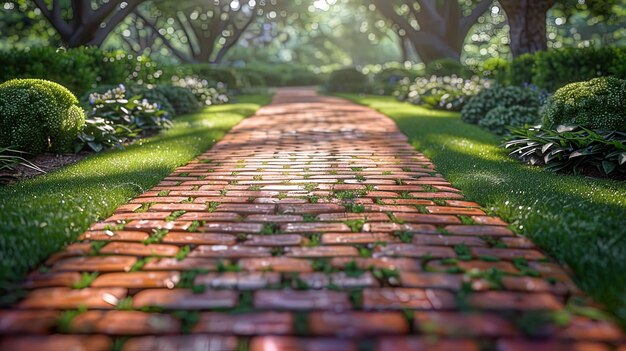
[0,79,85,154]
[542,77,626,131]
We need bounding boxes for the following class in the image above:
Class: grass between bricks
[339,94,626,327]
[0,95,272,292]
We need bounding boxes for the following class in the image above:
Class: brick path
[2,88,624,351]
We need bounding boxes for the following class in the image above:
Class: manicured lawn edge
[0,95,272,293]
[339,94,626,326]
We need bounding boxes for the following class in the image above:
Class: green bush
[126,86,176,117]
[172,77,230,106]
[505,53,536,86]
[74,117,136,153]
[505,126,626,176]
[461,85,542,126]
[533,47,626,92]
[0,47,158,96]
[164,64,241,89]
[501,47,626,91]
[373,68,420,95]
[543,77,626,132]
[326,68,370,93]
[396,76,490,111]
[87,85,171,132]
[149,85,201,116]
[0,79,85,154]
[479,105,538,134]
[425,58,472,78]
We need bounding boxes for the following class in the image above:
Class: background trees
[0,0,624,65]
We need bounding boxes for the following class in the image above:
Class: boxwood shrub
[326,68,370,93]
[425,58,472,78]
[0,79,84,154]
[0,47,158,96]
[543,77,626,132]
[461,85,542,132]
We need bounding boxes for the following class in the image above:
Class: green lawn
[0,95,272,293]
[340,94,626,326]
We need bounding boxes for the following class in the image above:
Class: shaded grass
[340,94,626,326]
[0,95,271,289]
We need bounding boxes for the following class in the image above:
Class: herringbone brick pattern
[1,88,624,351]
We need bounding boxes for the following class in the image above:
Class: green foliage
[461,85,542,133]
[372,67,420,95]
[0,79,84,154]
[504,125,626,176]
[543,77,626,132]
[502,47,626,91]
[0,47,158,96]
[163,64,240,89]
[88,85,172,131]
[395,76,490,111]
[425,58,472,78]
[172,77,230,106]
[151,85,201,116]
[532,47,626,92]
[73,117,136,153]
[326,68,370,93]
[479,106,539,134]
[505,53,536,86]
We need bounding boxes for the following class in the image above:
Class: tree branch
[461,0,493,34]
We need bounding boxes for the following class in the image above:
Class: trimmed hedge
[461,85,542,127]
[543,77,626,132]
[326,68,370,93]
[501,47,626,91]
[0,47,159,96]
[425,58,472,78]
[0,79,85,154]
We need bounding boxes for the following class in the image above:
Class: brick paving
[1,88,624,351]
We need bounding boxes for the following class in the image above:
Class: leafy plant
[73,117,136,153]
[542,77,626,132]
[395,75,490,111]
[0,79,85,154]
[461,84,542,131]
[87,85,172,132]
[0,146,44,177]
[504,125,626,176]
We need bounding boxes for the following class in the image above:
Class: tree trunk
[500,0,554,57]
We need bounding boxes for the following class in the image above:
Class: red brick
[310,311,409,336]
[412,234,487,247]
[278,203,345,214]
[100,242,179,257]
[202,222,264,233]
[239,257,313,272]
[281,222,351,233]
[471,247,546,261]
[245,214,303,222]
[297,272,379,289]
[92,271,180,289]
[285,246,359,258]
[445,225,514,236]
[393,213,461,224]
[143,257,221,271]
[133,289,238,309]
[0,336,112,351]
[471,216,508,226]
[376,338,479,351]
[193,312,293,334]
[425,206,485,215]
[254,290,351,310]
[362,288,456,310]
[162,232,237,245]
[22,271,81,288]
[79,230,149,242]
[374,244,456,259]
[242,234,305,246]
[189,245,272,258]
[400,272,463,290]
[496,340,610,351]
[52,256,137,272]
[194,272,281,290]
[330,257,421,271]
[408,192,464,199]
[177,212,241,221]
[467,292,563,310]
[71,311,180,335]
[414,311,519,337]
[0,310,60,334]
[19,287,127,309]
[317,212,390,221]
[250,336,357,351]
[322,232,397,244]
